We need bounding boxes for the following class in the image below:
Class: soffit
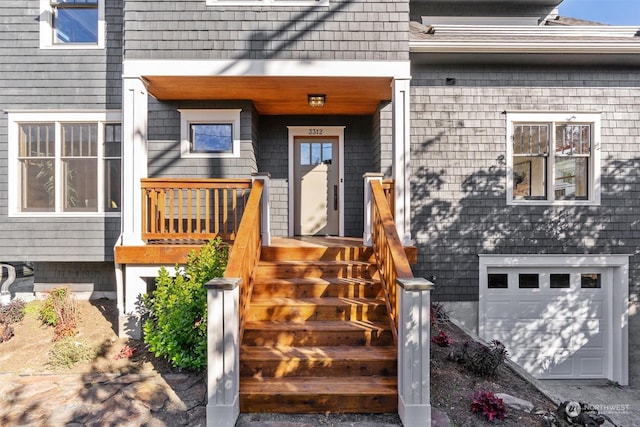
[143,76,393,116]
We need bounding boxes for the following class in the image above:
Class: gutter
[410,40,640,55]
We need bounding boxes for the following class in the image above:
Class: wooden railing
[141,178,252,242]
[223,179,264,341]
[370,179,414,345]
[382,179,395,218]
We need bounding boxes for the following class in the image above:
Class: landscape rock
[431,407,452,427]
[496,393,535,413]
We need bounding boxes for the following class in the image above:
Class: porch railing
[382,179,395,218]
[141,178,252,242]
[223,179,264,340]
[370,179,414,344]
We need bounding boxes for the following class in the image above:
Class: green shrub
[48,336,94,369]
[39,287,70,326]
[0,299,26,324]
[143,238,229,370]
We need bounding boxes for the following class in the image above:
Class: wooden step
[240,345,397,378]
[239,376,398,413]
[251,277,383,299]
[242,320,394,346]
[246,297,389,322]
[260,246,376,262]
[255,261,378,280]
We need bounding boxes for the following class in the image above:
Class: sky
[559,0,640,25]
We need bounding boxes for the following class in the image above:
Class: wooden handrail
[370,179,414,345]
[224,179,263,342]
[141,178,252,242]
[382,179,395,218]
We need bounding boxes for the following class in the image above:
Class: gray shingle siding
[0,0,123,263]
[410,64,640,304]
[34,261,116,292]
[147,100,258,178]
[258,115,377,237]
[124,1,409,61]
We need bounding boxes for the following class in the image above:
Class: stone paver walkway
[0,372,404,427]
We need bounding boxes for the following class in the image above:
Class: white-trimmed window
[206,0,328,6]
[179,109,241,159]
[8,111,121,216]
[40,0,105,49]
[506,112,601,205]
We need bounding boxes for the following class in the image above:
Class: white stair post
[396,277,434,427]
[362,173,384,246]
[205,278,241,427]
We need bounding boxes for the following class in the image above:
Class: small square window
[488,274,508,289]
[550,274,570,289]
[190,124,233,153]
[41,0,104,49]
[581,273,601,289]
[179,110,241,159]
[519,274,539,289]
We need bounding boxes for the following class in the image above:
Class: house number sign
[308,128,323,135]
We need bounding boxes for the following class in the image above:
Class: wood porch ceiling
[143,76,392,116]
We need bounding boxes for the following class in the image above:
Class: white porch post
[121,76,148,246]
[396,277,434,427]
[251,173,271,247]
[362,173,384,246]
[205,278,240,427]
[392,78,412,245]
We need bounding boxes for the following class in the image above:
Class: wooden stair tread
[253,277,380,285]
[244,320,390,331]
[259,260,374,266]
[240,345,396,361]
[248,297,386,306]
[240,376,397,395]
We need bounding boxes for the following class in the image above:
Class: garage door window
[488,274,508,289]
[518,274,539,288]
[581,273,601,289]
[550,274,570,289]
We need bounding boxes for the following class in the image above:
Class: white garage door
[480,267,610,379]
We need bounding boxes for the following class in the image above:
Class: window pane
[581,273,601,289]
[63,158,97,211]
[513,124,548,155]
[550,274,570,289]
[105,159,121,211]
[300,143,310,165]
[513,156,546,199]
[556,124,591,155]
[554,157,588,200]
[54,7,98,44]
[63,124,97,157]
[191,124,232,153]
[311,143,321,165]
[519,274,539,289]
[104,123,121,157]
[21,159,55,211]
[322,143,332,162]
[488,274,508,289]
[19,124,55,157]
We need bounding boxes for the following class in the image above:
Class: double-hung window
[507,113,601,205]
[8,112,121,216]
[40,0,104,49]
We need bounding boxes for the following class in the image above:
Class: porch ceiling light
[307,94,326,108]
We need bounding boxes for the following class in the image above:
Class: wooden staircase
[239,244,398,413]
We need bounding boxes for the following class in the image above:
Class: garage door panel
[481,266,613,381]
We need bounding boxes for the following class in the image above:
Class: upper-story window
[40,0,105,49]
[206,0,328,6]
[7,111,121,216]
[506,112,601,206]
[179,110,241,159]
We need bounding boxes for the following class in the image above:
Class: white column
[392,78,412,245]
[362,173,384,246]
[121,77,149,246]
[396,277,434,427]
[205,278,240,427]
[251,173,271,246]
